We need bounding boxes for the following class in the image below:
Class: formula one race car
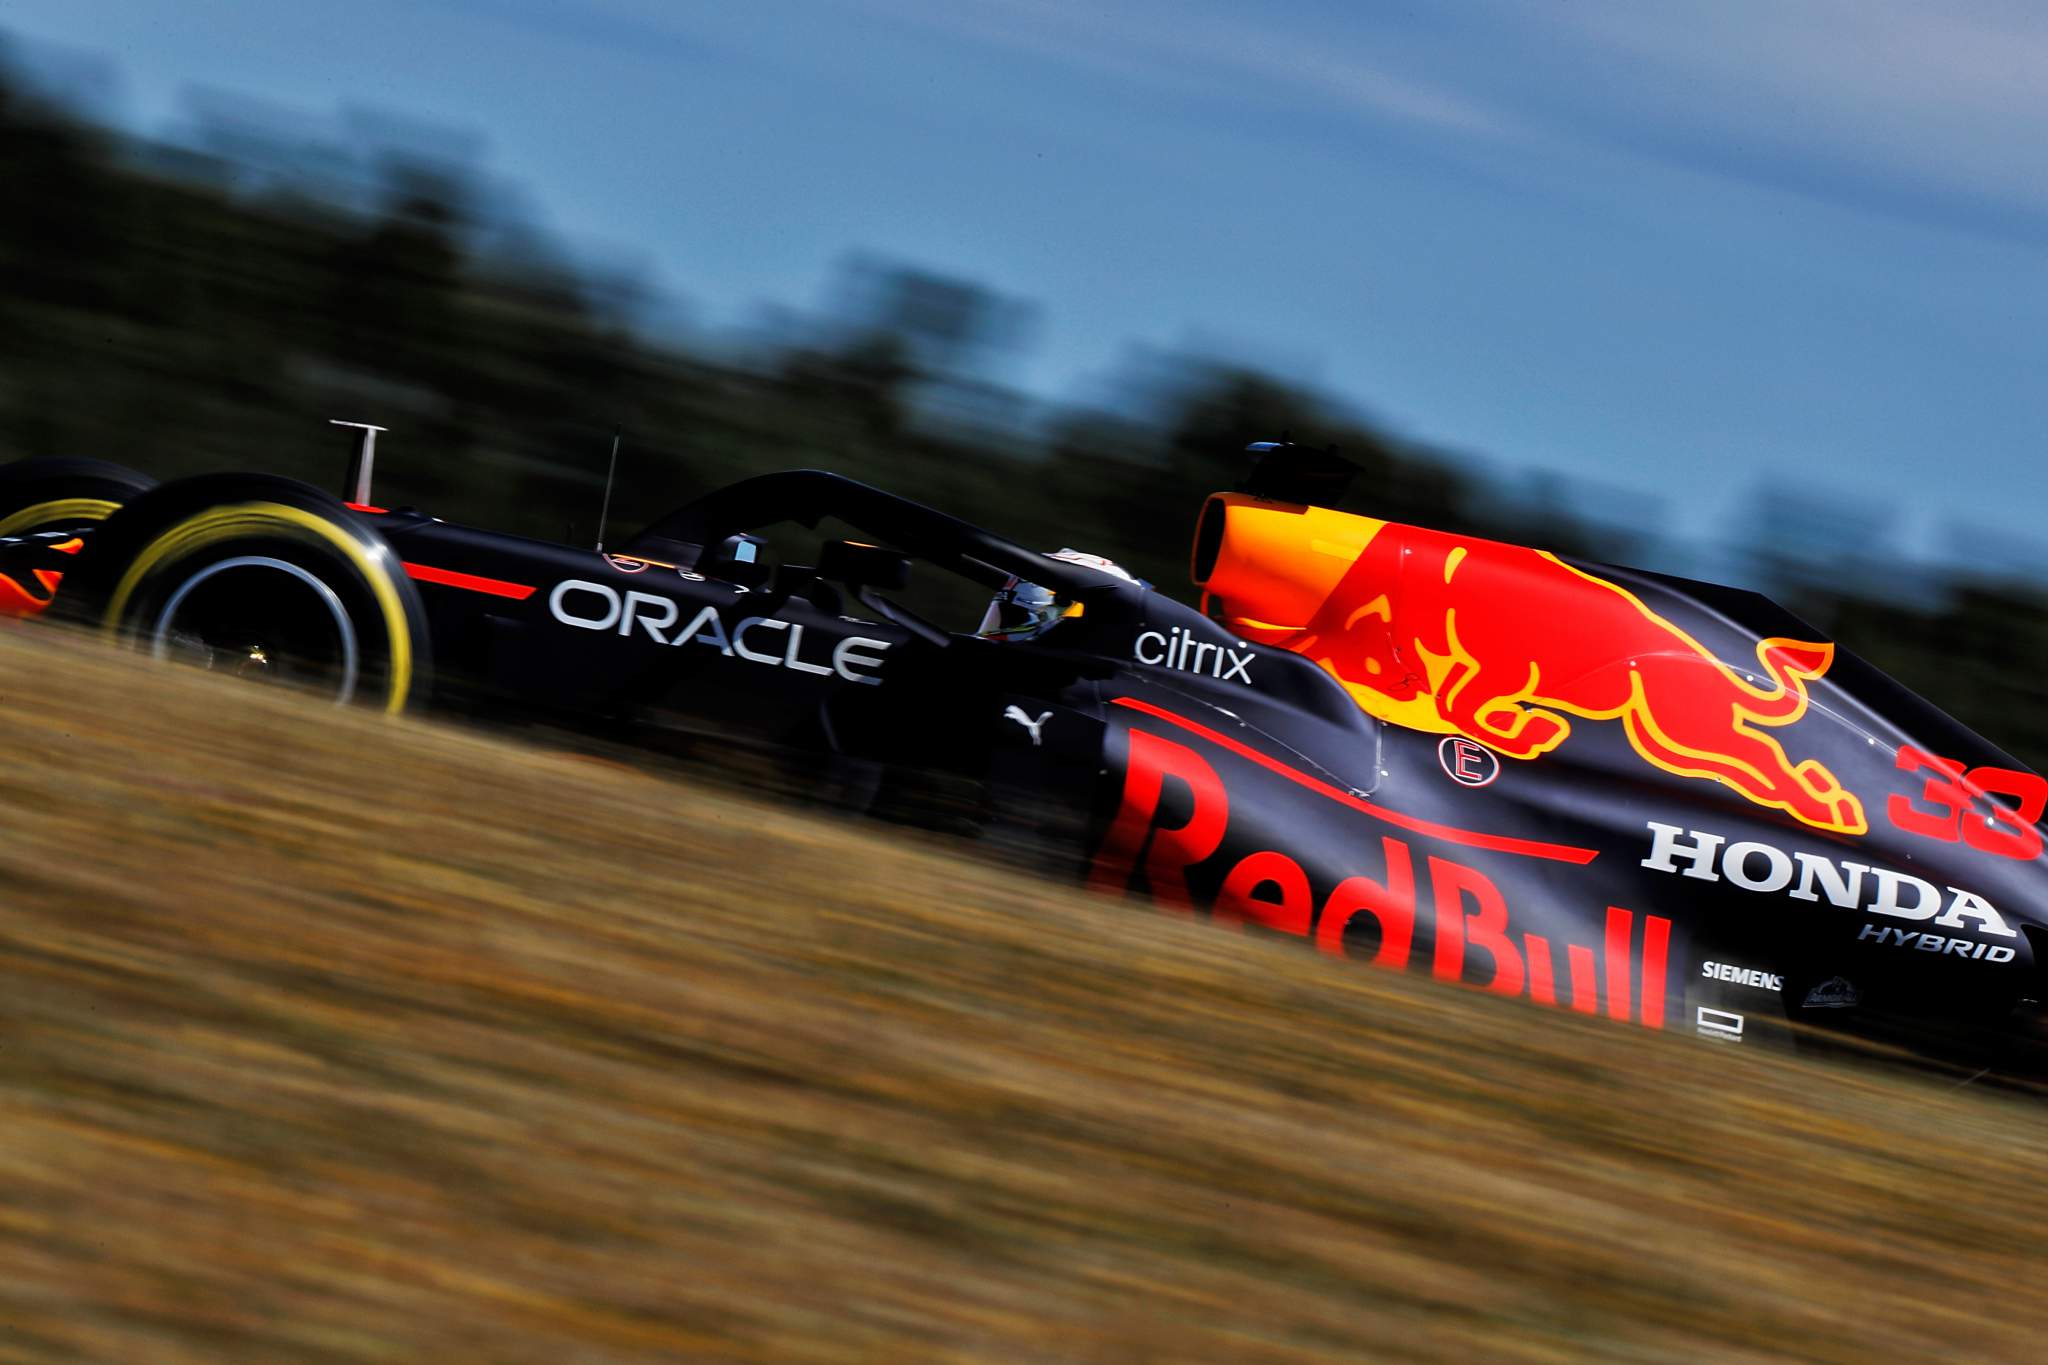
[3,436,2044,1075]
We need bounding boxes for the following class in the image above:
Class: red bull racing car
[2,440,2044,1076]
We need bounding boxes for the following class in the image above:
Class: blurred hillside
[3,624,2046,1362]
[4,45,2045,768]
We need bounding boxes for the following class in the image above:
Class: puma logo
[1004,705,1052,746]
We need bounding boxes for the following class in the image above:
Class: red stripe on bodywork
[1604,905,1633,1022]
[1109,696,1599,865]
[403,562,537,600]
[1638,912,1670,1030]
[1566,944,1598,1013]
[1524,934,1556,1006]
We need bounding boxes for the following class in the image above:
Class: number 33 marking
[1888,745,2046,860]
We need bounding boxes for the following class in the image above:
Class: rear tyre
[65,474,430,713]
[0,457,156,616]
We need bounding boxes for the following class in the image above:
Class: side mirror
[702,532,773,589]
[819,539,911,592]
[818,539,946,648]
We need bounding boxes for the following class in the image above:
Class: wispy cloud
[416,0,719,67]
[1515,0,2048,238]
[840,0,2048,246]
[840,0,1504,137]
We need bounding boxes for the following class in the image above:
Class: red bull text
[1091,726,1675,1027]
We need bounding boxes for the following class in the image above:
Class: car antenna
[594,426,621,553]
[331,419,387,507]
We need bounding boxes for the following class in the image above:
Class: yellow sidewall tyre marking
[104,501,414,713]
[0,497,121,537]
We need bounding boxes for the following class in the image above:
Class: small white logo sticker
[1695,1006,1745,1041]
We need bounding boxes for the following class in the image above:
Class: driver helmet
[977,547,1139,642]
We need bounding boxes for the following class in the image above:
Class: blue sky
[11,0,2048,567]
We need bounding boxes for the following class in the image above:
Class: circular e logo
[1438,736,1500,788]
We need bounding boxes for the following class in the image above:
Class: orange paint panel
[0,576,46,617]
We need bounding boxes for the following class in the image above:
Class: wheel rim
[150,555,360,704]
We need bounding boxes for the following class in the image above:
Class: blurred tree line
[3,50,2045,769]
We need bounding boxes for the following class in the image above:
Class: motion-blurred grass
[0,625,2043,1363]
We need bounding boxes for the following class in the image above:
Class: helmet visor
[977,578,1065,641]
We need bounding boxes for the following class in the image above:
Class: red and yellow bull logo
[1195,494,1866,835]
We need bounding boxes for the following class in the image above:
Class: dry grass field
[0,624,2042,1362]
